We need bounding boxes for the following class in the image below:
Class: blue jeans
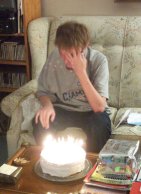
[33,107,111,153]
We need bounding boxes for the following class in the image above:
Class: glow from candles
[41,135,86,165]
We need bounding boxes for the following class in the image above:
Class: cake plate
[34,159,92,182]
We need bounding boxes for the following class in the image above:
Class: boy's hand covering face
[60,48,87,75]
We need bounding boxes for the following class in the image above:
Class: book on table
[80,184,128,194]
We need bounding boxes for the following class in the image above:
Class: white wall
[41,0,141,17]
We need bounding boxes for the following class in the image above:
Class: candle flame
[41,135,86,165]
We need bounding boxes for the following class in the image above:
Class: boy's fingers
[35,113,39,124]
[50,113,55,122]
[72,49,77,56]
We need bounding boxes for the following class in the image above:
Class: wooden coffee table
[0,146,130,194]
[0,146,98,194]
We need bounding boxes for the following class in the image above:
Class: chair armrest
[1,79,37,117]
[6,105,23,158]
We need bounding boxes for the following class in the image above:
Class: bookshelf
[0,0,41,93]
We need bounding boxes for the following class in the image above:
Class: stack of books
[0,38,26,61]
[80,139,141,194]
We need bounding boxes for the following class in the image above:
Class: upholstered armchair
[1,17,50,157]
[2,16,141,158]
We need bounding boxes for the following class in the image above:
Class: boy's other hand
[35,106,55,129]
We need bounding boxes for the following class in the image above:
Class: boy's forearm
[78,71,106,112]
[38,95,53,108]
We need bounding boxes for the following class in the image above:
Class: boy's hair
[55,21,90,50]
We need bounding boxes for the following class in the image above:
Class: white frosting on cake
[40,157,85,177]
[40,136,86,177]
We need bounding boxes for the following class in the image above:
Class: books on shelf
[0,40,26,61]
[0,71,27,88]
[0,0,41,92]
[0,0,25,61]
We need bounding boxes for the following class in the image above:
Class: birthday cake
[40,136,86,177]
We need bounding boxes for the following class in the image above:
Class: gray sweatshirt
[36,47,109,112]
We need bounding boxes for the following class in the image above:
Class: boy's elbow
[93,104,106,113]
[94,107,105,113]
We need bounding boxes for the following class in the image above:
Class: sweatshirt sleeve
[36,52,57,103]
[91,52,109,100]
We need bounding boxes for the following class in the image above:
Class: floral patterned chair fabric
[1,16,141,157]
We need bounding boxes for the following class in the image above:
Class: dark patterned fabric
[0,93,10,135]
[0,109,10,135]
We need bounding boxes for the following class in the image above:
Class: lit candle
[41,135,86,165]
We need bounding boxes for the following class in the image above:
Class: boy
[33,21,111,152]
